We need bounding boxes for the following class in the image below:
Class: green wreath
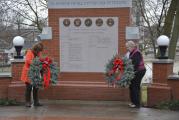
[28,57,59,88]
[105,55,135,87]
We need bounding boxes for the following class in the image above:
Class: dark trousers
[129,69,146,106]
[25,83,39,104]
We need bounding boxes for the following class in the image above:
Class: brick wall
[11,61,24,82]
[0,77,11,99]
[42,8,131,100]
[43,8,130,82]
[168,76,179,100]
[8,60,25,102]
[153,62,173,84]
[147,60,177,107]
[5,8,131,101]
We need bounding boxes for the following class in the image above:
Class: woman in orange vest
[21,42,44,107]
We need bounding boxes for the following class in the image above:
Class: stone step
[59,81,108,87]
[39,80,129,101]
[8,80,130,102]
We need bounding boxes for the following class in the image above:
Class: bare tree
[0,0,47,49]
[136,0,171,58]
[167,0,179,59]
[162,0,177,38]
[0,0,16,48]
[161,0,179,59]
[4,0,48,32]
[0,0,12,32]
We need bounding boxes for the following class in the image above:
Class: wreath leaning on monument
[105,55,135,87]
[28,56,59,88]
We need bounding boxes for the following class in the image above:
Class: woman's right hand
[108,70,114,76]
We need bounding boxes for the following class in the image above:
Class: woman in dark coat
[126,41,146,108]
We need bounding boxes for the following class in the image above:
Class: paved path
[0,100,178,120]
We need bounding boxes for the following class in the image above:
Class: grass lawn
[141,85,148,106]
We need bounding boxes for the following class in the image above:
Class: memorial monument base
[39,81,129,101]
[8,81,130,102]
[7,61,130,102]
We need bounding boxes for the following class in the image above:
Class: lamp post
[13,36,25,59]
[156,35,170,59]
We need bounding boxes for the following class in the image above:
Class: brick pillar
[0,76,11,99]
[8,59,25,102]
[147,59,173,107]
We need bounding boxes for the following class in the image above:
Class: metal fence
[0,52,11,72]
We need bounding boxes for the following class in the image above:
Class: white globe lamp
[13,36,25,59]
[156,35,170,59]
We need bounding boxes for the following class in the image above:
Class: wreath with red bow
[105,55,135,87]
[28,57,58,88]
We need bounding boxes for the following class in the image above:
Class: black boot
[25,83,32,107]
[33,87,42,106]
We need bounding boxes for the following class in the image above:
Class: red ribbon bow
[112,58,123,72]
[108,58,124,84]
[40,57,52,88]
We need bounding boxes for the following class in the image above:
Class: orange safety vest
[21,50,34,83]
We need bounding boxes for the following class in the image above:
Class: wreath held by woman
[105,55,135,87]
[28,56,58,88]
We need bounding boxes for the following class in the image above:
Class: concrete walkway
[0,100,178,120]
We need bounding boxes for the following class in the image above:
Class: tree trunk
[168,0,179,59]
[162,0,177,37]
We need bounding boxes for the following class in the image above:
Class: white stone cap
[152,59,174,63]
[10,58,25,63]
[168,74,179,80]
